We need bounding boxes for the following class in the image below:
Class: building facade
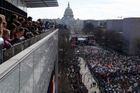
[106,19,123,32]
[60,2,83,34]
[123,18,140,55]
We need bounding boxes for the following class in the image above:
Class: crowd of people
[0,14,46,49]
[77,46,140,93]
[59,48,88,93]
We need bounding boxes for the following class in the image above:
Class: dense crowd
[77,46,140,93]
[0,14,51,49]
[59,48,88,93]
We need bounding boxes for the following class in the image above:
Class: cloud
[28,0,140,20]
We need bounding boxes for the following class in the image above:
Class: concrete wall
[0,29,58,93]
[106,19,123,32]
[104,18,140,55]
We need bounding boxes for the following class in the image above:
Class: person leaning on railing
[3,16,12,49]
[0,15,4,64]
[11,27,25,45]
[0,14,12,49]
[0,15,4,37]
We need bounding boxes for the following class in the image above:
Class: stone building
[61,2,83,34]
[61,2,75,30]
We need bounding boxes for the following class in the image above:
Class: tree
[82,22,94,34]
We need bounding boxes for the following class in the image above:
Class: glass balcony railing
[0,29,58,93]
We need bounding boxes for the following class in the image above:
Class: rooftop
[24,0,58,8]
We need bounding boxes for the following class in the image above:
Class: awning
[24,0,58,8]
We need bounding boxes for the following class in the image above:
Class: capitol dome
[63,2,74,18]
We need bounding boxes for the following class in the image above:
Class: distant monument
[63,2,74,19]
[61,2,83,34]
[61,2,75,31]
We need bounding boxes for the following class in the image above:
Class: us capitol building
[61,2,75,29]
[56,2,84,34]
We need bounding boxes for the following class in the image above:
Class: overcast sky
[27,0,140,21]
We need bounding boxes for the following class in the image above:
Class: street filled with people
[77,46,140,93]
[58,48,88,93]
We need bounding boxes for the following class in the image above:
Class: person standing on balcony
[3,15,12,49]
[11,27,25,45]
[0,14,4,37]
[0,14,4,64]
[7,14,19,30]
